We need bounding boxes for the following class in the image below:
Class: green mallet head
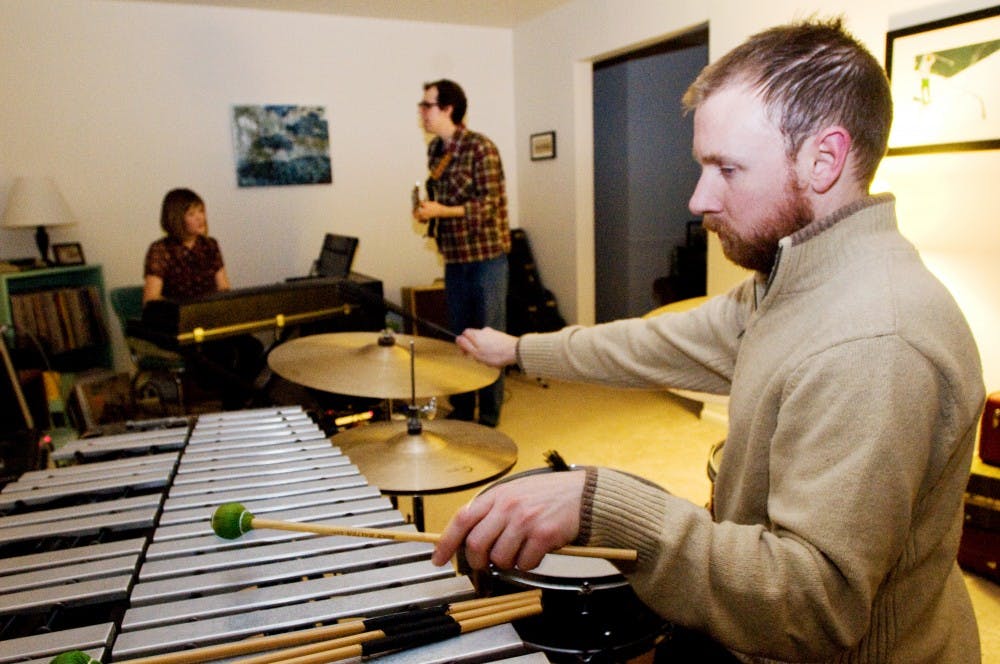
[211,502,255,539]
[51,651,99,664]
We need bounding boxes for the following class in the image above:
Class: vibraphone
[0,406,548,663]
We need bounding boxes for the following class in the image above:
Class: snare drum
[469,468,671,663]
[480,553,669,662]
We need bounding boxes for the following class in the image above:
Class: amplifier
[958,457,1000,582]
[401,282,451,341]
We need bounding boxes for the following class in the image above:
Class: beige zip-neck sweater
[516,195,984,662]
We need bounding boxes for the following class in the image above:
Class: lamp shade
[1,177,76,230]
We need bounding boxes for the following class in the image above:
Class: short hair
[160,188,204,239]
[682,17,892,187]
[424,79,468,124]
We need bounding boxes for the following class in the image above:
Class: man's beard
[707,179,814,274]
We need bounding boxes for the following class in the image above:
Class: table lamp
[1,176,76,265]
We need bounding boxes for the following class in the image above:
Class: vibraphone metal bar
[0,424,182,664]
[1,405,543,663]
[50,429,189,464]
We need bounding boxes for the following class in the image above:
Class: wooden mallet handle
[249,516,637,561]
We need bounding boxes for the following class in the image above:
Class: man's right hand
[456,327,519,368]
[431,470,585,571]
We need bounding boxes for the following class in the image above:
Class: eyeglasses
[417,101,441,110]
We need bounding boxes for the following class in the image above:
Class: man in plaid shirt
[413,79,511,427]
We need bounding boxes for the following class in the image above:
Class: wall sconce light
[1,176,77,265]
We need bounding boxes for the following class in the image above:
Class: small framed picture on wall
[885,5,1000,155]
[52,242,86,266]
[530,131,556,160]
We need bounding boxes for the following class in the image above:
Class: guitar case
[506,228,566,336]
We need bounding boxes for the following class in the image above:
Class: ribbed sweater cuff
[581,467,670,566]
[516,329,574,376]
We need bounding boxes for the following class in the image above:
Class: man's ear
[803,126,851,194]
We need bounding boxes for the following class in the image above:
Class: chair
[109,286,186,415]
[313,233,358,278]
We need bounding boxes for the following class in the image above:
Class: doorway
[593,27,708,322]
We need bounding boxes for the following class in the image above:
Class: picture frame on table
[885,5,1000,155]
[52,242,85,266]
[530,131,556,160]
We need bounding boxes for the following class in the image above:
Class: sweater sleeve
[579,337,955,661]
[517,284,753,395]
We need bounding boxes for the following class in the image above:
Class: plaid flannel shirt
[427,127,511,264]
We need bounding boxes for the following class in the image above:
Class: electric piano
[133,273,385,348]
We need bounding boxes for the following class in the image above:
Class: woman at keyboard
[142,188,263,409]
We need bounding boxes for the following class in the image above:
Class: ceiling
[120,0,575,28]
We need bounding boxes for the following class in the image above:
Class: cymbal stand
[381,338,437,531]
[405,339,429,531]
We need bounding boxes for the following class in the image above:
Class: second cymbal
[333,418,517,494]
[267,331,500,399]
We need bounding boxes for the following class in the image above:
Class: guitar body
[422,148,452,239]
[425,179,439,238]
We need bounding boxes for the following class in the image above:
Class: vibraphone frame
[0,406,547,663]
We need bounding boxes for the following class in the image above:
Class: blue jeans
[445,255,508,426]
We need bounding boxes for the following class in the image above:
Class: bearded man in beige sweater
[431,18,985,664]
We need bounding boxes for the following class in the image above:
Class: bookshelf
[0,265,112,372]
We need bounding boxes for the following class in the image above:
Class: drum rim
[488,564,626,590]
[517,626,673,660]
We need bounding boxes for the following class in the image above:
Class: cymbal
[267,331,500,399]
[333,419,517,494]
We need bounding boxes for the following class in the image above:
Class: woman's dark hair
[160,188,204,239]
[425,79,468,124]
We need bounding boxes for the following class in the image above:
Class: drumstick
[235,596,541,664]
[211,502,638,561]
[48,591,542,664]
[265,602,543,664]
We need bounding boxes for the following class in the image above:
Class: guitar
[411,181,438,239]
[419,150,453,239]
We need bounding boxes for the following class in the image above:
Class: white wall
[512,1,709,326]
[0,0,518,370]
[3,0,998,391]
[512,0,1000,389]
